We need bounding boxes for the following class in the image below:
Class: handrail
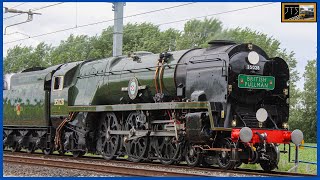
[287,143,317,172]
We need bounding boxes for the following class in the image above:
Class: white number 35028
[246,65,260,70]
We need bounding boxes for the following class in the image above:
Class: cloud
[3,2,316,89]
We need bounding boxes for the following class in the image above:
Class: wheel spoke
[98,113,120,160]
[154,136,180,165]
[125,112,149,162]
[217,139,235,169]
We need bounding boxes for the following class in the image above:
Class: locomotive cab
[49,62,82,128]
[3,73,15,90]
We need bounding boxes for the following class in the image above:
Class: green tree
[158,28,181,52]
[30,42,52,67]
[4,43,52,73]
[301,60,317,142]
[97,27,114,57]
[216,27,281,57]
[176,18,223,49]
[123,22,162,54]
[48,34,95,65]
[4,45,33,73]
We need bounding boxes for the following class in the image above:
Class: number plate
[238,74,275,90]
[246,65,260,70]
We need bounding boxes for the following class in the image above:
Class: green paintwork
[4,50,220,130]
[3,69,53,127]
[71,50,189,107]
[238,74,275,90]
[50,62,82,118]
[68,101,210,112]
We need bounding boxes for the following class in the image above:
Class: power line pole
[4,7,41,35]
[112,2,125,57]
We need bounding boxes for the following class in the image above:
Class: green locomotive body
[3,41,304,171]
[4,66,59,127]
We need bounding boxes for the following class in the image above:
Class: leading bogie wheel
[217,138,236,169]
[259,144,279,172]
[234,161,242,169]
[185,143,202,167]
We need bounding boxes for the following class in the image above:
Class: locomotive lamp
[239,127,253,143]
[228,85,232,93]
[291,129,304,146]
[221,110,225,118]
[231,120,237,127]
[256,108,268,122]
[247,51,259,65]
[283,122,289,129]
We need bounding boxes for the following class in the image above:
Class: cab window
[3,81,8,90]
[53,76,64,90]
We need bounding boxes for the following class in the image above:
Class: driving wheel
[124,112,149,162]
[97,112,121,160]
[154,135,181,165]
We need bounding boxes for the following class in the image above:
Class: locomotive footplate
[193,145,243,152]
[109,130,177,141]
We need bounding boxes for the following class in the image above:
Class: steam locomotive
[3,40,304,171]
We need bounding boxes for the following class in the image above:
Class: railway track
[4,154,204,177]
[3,151,315,177]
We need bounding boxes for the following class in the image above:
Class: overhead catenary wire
[4,2,276,61]
[4,2,275,45]
[10,2,28,9]
[3,2,65,20]
[3,2,197,60]
[3,2,276,61]
[4,2,196,44]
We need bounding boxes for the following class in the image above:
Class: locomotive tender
[3,40,304,171]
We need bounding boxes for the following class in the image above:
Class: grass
[240,143,317,174]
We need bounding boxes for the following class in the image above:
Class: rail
[3,154,205,177]
[4,151,316,177]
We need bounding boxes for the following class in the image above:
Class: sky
[2,2,317,90]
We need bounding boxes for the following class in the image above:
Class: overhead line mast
[4,7,41,35]
[112,2,125,57]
